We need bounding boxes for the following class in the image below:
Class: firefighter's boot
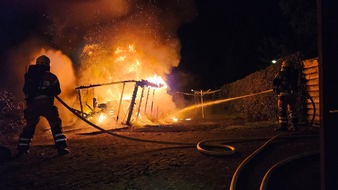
[57,147,70,156]
[288,123,297,132]
[288,117,298,131]
[16,149,29,159]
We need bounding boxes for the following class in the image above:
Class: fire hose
[55,88,318,189]
[306,90,316,128]
[56,95,262,154]
[229,132,319,190]
[55,95,194,146]
[55,87,316,155]
[55,89,276,154]
[259,149,319,190]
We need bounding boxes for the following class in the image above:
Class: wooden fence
[302,58,320,127]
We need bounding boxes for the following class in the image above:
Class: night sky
[174,0,284,91]
[0,0,316,93]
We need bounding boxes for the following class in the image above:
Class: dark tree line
[258,0,317,63]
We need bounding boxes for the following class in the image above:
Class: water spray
[178,89,222,120]
[174,89,273,118]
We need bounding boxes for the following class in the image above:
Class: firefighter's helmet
[36,55,50,66]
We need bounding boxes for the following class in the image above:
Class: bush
[0,89,25,142]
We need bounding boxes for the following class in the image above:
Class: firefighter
[17,55,69,157]
[273,60,300,131]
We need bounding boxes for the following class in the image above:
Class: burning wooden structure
[74,79,165,127]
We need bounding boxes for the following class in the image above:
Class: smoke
[6,39,77,127]
[74,0,197,125]
[2,0,197,126]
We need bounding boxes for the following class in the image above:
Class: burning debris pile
[73,78,169,128]
[73,40,182,128]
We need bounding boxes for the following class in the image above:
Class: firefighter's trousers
[18,97,67,152]
[277,93,298,128]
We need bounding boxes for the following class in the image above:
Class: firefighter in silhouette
[17,55,69,157]
[273,60,300,131]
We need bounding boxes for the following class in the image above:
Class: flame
[128,59,141,73]
[98,113,107,124]
[4,0,198,130]
[78,40,177,127]
[146,75,167,89]
[128,44,136,52]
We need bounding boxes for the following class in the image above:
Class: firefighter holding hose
[273,59,300,131]
[17,55,69,157]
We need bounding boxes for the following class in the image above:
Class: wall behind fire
[215,62,280,122]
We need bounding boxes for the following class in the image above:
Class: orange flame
[145,75,167,89]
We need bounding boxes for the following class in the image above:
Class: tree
[258,0,317,63]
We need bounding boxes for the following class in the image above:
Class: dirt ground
[0,114,320,190]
